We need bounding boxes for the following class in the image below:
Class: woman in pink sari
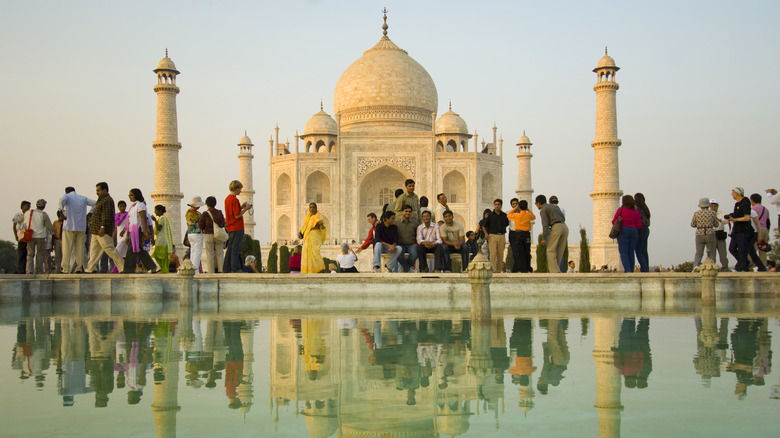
[298,203,326,273]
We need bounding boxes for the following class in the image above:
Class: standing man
[59,187,96,273]
[185,196,205,273]
[766,188,780,234]
[485,199,509,273]
[396,205,420,272]
[84,182,125,273]
[691,198,719,269]
[725,187,753,272]
[507,199,535,273]
[416,210,442,273]
[750,193,771,265]
[709,199,730,271]
[550,196,567,272]
[394,179,421,223]
[439,210,469,272]
[535,195,568,273]
[373,211,403,273]
[24,199,56,274]
[356,213,378,255]
[12,200,31,274]
[435,193,449,225]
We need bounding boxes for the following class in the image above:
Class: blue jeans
[616,226,638,272]
[442,244,469,272]
[223,230,244,273]
[636,227,650,272]
[398,244,419,271]
[373,243,403,272]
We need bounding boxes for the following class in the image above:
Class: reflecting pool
[1,308,778,437]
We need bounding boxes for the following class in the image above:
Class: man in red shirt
[223,180,252,273]
[355,212,378,254]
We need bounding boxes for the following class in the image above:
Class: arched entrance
[358,165,408,238]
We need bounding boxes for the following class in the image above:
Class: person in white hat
[709,199,730,271]
[185,196,205,273]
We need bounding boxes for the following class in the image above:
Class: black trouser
[123,247,156,273]
[729,232,751,272]
[17,241,27,274]
[418,244,445,272]
[509,230,532,273]
[747,231,767,271]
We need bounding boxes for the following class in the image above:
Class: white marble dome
[435,107,468,135]
[304,108,338,135]
[155,55,178,73]
[333,35,438,130]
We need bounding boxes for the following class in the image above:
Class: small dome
[597,54,616,68]
[517,132,532,145]
[304,109,338,136]
[436,415,471,437]
[436,107,468,135]
[154,54,179,73]
[238,133,253,145]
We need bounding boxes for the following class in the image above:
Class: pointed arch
[277,214,291,242]
[306,171,331,204]
[276,173,291,205]
[443,170,467,204]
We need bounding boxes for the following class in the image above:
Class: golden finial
[165,48,168,57]
[605,46,608,55]
[448,100,452,111]
[320,100,323,111]
[382,7,388,36]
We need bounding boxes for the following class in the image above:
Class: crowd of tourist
[9,179,779,275]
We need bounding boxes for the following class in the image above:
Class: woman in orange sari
[299,203,326,273]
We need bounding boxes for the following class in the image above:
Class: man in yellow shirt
[506,198,536,273]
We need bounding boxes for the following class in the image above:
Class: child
[151,205,173,273]
[289,245,302,274]
[465,231,478,263]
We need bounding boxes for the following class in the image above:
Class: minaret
[590,48,623,270]
[238,132,256,237]
[515,131,534,206]
[151,50,184,250]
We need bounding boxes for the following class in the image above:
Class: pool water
[0,309,777,437]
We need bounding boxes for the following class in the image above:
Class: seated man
[416,210,443,273]
[373,211,403,273]
[396,205,420,272]
[439,210,469,272]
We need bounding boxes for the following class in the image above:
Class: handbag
[17,210,34,243]
[608,207,623,239]
[757,240,771,252]
[207,210,229,243]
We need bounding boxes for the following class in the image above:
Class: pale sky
[2,0,779,267]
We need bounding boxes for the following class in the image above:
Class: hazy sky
[2,0,779,267]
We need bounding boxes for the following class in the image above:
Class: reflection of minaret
[151,50,184,250]
[593,318,622,438]
[151,323,182,438]
[515,131,534,206]
[694,306,721,385]
[237,133,256,238]
[238,323,255,416]
[590,48,623,270]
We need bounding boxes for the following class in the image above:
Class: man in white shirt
[709,199,729,271]
[416,210,442,273]
[12,200,31,274]
[766,188,780,235]
[59,187,96,273]
[435,193,449,225]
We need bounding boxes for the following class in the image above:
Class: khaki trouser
[202,233,225,274]
[26,238,47,274]
[61,230,86,273]
[487,234,506,273]
[547,223,569,273]
[85,234,125,273]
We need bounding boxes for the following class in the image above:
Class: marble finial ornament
[382,7,388,36]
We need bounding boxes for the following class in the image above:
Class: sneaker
[409,268,419,273]
[373,266,380,273]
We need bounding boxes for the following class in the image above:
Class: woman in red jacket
[612,195,642,273]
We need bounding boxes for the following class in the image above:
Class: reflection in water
[613,318,652,389]
[4,314,776,437]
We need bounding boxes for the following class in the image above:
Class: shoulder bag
[208,210,229,243]
[609,207,623,239]
[17,210,34,243]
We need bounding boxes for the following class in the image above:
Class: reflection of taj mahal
[269,12,502,243]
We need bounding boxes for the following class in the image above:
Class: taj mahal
[149,10,625,270]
